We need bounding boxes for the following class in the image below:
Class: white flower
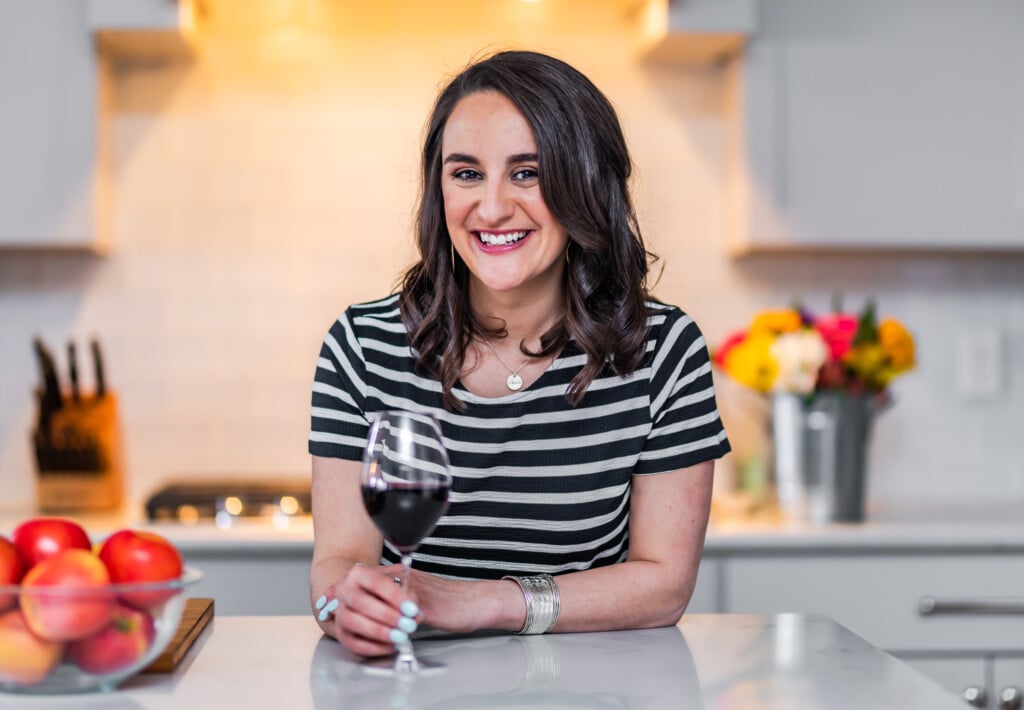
[770,330,829,394]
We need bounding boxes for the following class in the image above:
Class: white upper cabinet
[0,1,106,250]
[728,0,1024,254]
[0,0,194,251]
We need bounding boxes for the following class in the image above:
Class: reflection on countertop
[309,625,706,710]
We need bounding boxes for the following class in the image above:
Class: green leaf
[852,300,879,345]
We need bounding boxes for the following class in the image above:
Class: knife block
[33,393,125,513]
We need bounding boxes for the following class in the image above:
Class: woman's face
[441,90,568,304]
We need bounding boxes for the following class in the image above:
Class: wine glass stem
[399,553,413,591]
[394,552,418,672]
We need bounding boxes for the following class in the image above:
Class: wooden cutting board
[143,597,215,673]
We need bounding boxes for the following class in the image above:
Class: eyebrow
[443,152,538,165]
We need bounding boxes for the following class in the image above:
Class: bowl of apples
[0,517,202,694]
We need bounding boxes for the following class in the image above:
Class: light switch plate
[954,328,1003,400]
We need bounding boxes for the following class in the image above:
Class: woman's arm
[555,459,715,630]
[310,455,416,655]
[403,459,715,633]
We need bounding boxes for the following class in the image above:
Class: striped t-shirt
[309,294,731,579]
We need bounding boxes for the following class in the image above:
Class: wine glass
[360,409,452,674]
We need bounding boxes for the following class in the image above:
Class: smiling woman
[308,49,730,662]
[441,90,569,336]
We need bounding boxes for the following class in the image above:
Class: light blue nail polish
[324,598,340,613]
[397,616,417,633]
[315,595,327,610]
[400,600,419,618]
[318,609,330,622]
[389,628,409,644]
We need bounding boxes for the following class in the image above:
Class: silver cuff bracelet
[502,574,561,635]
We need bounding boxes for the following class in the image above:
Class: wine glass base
[361,657,446,677]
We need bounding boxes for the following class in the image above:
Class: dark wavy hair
[399,50,655,411]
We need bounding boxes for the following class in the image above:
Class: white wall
[1,1,1022,513]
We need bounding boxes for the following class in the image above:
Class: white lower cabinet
[993,658,1024,710]
[703,552,1024,709]
[186,550,313,616]
[686,558,721,614]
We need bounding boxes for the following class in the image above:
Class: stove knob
[999,686,1023,710]
[962,686,987,708]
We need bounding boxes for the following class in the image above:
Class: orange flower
[879,318,915,372]
[749,309,802,337]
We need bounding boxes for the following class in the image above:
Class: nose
[476,179,514,225]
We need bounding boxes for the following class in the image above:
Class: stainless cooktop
[144,478,311,524]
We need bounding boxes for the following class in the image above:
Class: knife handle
[90,338,106,398]
[33,338,63,412]
[67,341,80,402]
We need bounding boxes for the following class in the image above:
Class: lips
[475,230,530,248]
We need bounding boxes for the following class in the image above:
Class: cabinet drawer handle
[918,597,1024,616]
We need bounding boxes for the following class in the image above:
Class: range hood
[637,0,757,65]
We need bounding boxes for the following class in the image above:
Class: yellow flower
[879,318,915,372]
[723,332,777,393]
[748,309,802,337]
[843,343,887,383]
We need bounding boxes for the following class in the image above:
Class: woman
[309,50,730,658]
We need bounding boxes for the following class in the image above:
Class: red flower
[713,330,747,368]
[815,314,858,360]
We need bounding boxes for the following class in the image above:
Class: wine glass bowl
[360,410,451,674]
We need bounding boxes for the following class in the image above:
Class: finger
[335,623,397,658]
[352,565,416,618]
[381,564,423,621]
[341,584,408,632]
[334,592,419,656]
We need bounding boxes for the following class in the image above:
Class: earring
[450,242,456,271]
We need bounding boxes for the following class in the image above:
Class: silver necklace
[479,338,531,391]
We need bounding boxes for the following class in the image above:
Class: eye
[452,168,483,182]
[511,167,539,183]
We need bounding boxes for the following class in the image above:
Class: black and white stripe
[309,294,730,579]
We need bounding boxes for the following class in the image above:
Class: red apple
[0,536,24,613]
[67,601,156,675]
[98,529,183,607]
[0,609,63,685]
[12,517,91,569]
[20,549,114,641]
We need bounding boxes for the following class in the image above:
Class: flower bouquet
[714,300,915,398]
[713,300,915,523]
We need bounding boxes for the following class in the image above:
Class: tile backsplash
[1,14,1022,513]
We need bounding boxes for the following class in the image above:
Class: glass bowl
[0,567,203,694]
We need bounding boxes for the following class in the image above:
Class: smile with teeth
[476,230,529,246]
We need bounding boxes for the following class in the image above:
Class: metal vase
[770,392,877,523]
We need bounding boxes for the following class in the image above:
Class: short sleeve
[635,308,731,475]
[308,311,371,461]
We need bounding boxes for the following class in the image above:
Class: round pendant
[506,373,524,391]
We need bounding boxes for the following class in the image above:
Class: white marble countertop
[0,614,967,709]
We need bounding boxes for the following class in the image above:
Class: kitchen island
[0,614,965,709]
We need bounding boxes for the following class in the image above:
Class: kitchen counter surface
[3,500,1024,554]
[0,614,966,709]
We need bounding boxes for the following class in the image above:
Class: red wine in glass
[361,481,450,552]
[361,410,452,675]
